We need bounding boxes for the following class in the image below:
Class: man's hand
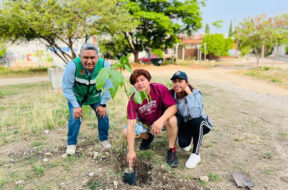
[96,105,107,118]
[126,151,136,167]
[73,107,83,119]
[150,119,164,135]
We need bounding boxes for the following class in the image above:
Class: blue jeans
[67,101,109,145]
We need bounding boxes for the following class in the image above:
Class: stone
[200,176,209,183]
[59,182,68,190]
[15,180,25,186]
[44,130,49,134]
[44,152,53,157]
[43,158,49,163]
[113,181,118,189]
[93,152,99,159]
[88,172,94,177]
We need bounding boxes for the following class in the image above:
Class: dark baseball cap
[170,71,188,80]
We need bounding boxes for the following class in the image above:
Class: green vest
[72,57,104,105]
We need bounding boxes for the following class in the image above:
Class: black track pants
[177,116,210,154]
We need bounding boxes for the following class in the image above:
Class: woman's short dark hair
[129,69,151,85]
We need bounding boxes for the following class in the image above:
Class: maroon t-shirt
[127,83,176,125]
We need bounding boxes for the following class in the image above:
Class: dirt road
[143,63,288,190]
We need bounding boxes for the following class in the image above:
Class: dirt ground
[0,59,288,190]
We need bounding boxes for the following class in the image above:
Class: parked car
[138,55,163,65]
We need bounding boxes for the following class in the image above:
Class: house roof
[179,35,203,45]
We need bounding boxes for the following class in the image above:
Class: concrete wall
[5,38,92,68]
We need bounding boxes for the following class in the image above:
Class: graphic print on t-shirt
[139,100,157,116]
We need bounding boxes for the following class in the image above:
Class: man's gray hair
[80,43,99,56]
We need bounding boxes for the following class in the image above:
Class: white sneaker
[100,140,111,150]
[66,145,76,155]
[185,153,201,169]
[183,144,192,152]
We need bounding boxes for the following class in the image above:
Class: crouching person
[62,43,112,155]
[170,71,213,168]
[123,69,179,168]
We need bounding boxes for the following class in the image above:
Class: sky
[199,0,288,34]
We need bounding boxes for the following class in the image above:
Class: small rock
[81,139,85,142]
[15,180,25,186]
[44,130,49,134]
[113,181,118,189]
[88,172,94,177]
[200,176,209,183]
[43,158,49,163]
[59,182,68,190]
[61,153,68,158]
[97,168,102,172]
[82,178,89,185]
[44,152,53,157]
[105,152,109,156]
[179,187,186,190]
[93,152,99,159]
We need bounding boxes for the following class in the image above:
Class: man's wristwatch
[100,104,106,107]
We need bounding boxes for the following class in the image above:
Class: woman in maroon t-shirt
[123,69,179,168]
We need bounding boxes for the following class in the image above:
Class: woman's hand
[184,84,192,95]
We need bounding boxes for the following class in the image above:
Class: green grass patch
[208,173,222,182]
[0,66,48,78]
[32,165,44,176]
[235,67,288,89]
[263,152,273,159]
[139,150,154,160]
[31,141,44,147]
[0,82,50,97]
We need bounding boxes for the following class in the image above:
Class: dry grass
[0,82,67,144]
[235,67,288,89]
[0,74,287,189]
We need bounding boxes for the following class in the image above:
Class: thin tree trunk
[133,50,139,63]
[261,44,265,70]
[273,44,278,68]
[254,48,259,68]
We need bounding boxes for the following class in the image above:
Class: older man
[62,43,112,155]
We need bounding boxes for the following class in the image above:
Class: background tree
[270,14,288,65]
[200,34,234,58]
[110,0,204,62]
[212,20,223,28]
[235,14,288,69]
[98,34,132,59]
[0,0,136,63]
[228,21,233,37]
[205,23,210,34]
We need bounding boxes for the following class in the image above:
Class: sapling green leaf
[96,67,110,90]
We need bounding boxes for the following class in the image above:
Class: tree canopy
[0,0,136,63]
[102,0,204,62]
[235,14,288,68]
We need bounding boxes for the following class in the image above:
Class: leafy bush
[240,46,251,57]
[201,34,234,57]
